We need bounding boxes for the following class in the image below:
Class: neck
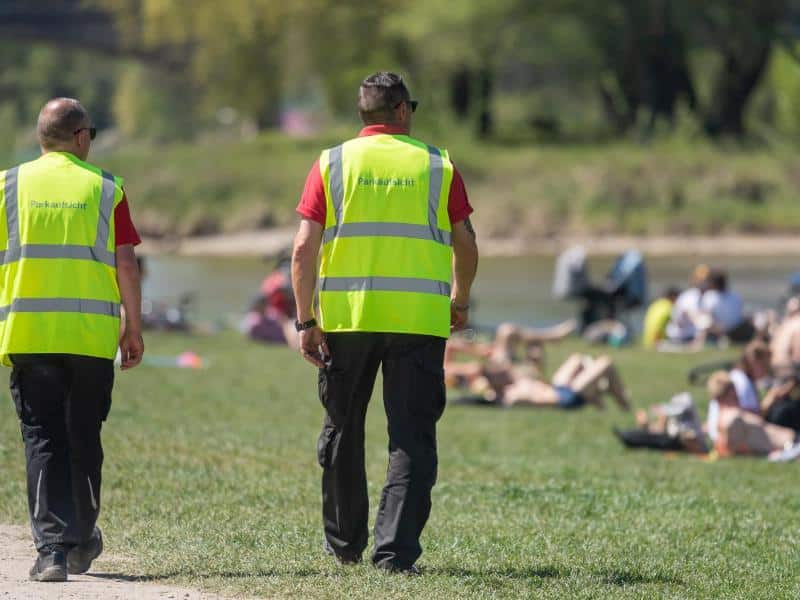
[41,145,82,158]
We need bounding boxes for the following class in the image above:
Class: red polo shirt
[296,124,473,225]
[114,193,141,247]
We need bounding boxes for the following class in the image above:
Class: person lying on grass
[446,319,576,379]
[614,392,708,454]
[706,371,798,457]
[446,332,630,410]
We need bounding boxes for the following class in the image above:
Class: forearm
[291,221,323,322]
[292,254,317,321]
[117,260,142,333]
[451,220,478,304]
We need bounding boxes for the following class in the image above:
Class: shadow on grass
[425,565,683,587]
[87,567,323,582]
[88,565,683,587]
[425,565,567,579]
[593,568,683,587]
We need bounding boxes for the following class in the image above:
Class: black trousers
[9,354,114,551]
[766,398,800,432]
[317,332,446,569]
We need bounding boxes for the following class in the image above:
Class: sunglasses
[74,127,97,140]
[395,100,418,113]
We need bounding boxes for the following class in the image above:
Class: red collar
[358,124,410,137]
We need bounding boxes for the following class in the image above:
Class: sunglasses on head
[74,127,97,140]
[395,99,418,113]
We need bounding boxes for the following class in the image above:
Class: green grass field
[0,332,797,599]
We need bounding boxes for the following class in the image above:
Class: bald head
[37,98,90,152]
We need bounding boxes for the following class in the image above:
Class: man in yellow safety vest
[292,72,479,574]
[1,98,144,582]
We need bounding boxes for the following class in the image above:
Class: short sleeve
[296,159,327,226]
[447,166,473,224]
[114,193,141,247]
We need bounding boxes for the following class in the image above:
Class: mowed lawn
[0,332,798,599]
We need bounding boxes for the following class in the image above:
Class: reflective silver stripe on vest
[4,167,19,251]
[328,145,344,236]
[95,171,116,253]
[322,222,452,246]
[0,167,116,267]
[425,145,447,245]
[0,298,120,322]
[320,276,450,297]
[0,244,115,267]
[323,143,451,247]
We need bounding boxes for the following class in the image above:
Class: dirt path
[0,524,227,600]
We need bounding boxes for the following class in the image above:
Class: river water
[143,254,800,330]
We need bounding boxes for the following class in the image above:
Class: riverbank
[139,229,800,258]
[99,132,800,243]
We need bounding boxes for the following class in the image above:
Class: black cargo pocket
[317,425,339,468]
[410,345,446,423]
[9,367,22,419]
[318,368,349,425]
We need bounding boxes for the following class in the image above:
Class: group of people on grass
[643,264,754,350]
[244,255,800,464]
[621,297,800,461]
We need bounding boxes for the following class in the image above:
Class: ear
[396,102,408,121]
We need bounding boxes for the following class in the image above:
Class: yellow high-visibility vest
[0,152,124,365]
[318,134,453,338]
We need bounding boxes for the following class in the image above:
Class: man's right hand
[300,326,330,368]
[119,330,144,370]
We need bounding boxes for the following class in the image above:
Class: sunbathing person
[446,343,631,410]
[770,296,800,377]
[705,340,770,442]
[447,319,576,378]
[614,392,708,453]
[707,371,797,457]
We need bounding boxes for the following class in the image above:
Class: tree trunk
[449,67,471,119]
[477,67,493,138]
[704,42,771,137]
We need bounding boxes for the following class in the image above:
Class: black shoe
[29,546,67,582]
[323,539,362,565]
[67,527,103,575]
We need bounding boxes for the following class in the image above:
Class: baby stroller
[553,246,648,333]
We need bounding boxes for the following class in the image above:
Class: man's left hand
[299,326,330,368]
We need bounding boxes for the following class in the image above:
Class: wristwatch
[295,318,318,332]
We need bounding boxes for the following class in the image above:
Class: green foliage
[766,46,800,136]
[8,1,800,147]
[1,332,797,598]
[112,64,195,141]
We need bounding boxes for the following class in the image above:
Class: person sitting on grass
[642,286,681,349]
[770,296,800,377]
[446,335,631,410]
[694,269,753,346]
[706,340,771,443]
[665,264,710,345]
[707,371,797,457]
[240,296,299,349]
